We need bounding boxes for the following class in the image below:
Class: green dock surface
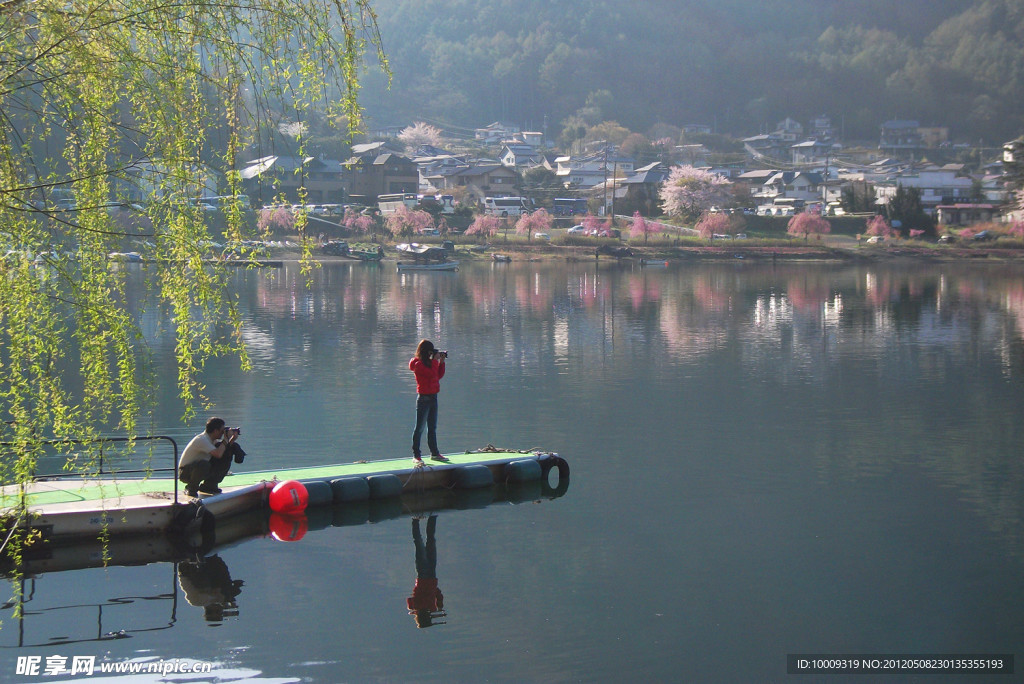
[1,450,540,509]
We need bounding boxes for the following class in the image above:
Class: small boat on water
[639,258,669,267]
[492,253,512,262]
[397,260,459,271]
[346,247,384,261]
[395,242,457,271]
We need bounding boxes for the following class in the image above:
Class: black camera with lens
[436,350,448,358]
[227,426,241,436]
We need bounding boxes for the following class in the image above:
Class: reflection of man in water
[407,515,446,628]
[178,554,244,622]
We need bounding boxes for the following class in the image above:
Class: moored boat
[397,260,459,271]
[346,246,384,261]
[395,242,457,270]
[492,253,512,262]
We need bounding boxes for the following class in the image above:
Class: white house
[750,171,824,204]
[474,121,520,144]
[555,152,635,189]
[874,164,975,215]
[499,144,544,168]
[775,117,804,143]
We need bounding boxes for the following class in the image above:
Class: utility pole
[611,158,618,225]
[822,146,830,209]
[603,145,609,217]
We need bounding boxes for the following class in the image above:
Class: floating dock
[0,450,569,545]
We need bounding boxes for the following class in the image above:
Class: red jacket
[410,357,445,394]
[407,578,443,611]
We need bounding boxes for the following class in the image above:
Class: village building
[936,203,998,226]
[616,162,671,216]
[474,121,521,145]
[873,163,975,216]
[239,155,346,206]
[879,120,924,157]
[425,163,520,202]
[555,152,635,189]
[682,123,712,135]
[499,143,545,168]
[341,143,418,204]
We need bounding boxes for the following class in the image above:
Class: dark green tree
[886,184,936,237]
[521,167,564,208]
[840,182,876,213]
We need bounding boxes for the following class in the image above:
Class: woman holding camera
[410,340,449,464]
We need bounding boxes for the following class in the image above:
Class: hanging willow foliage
[0,0,386,552]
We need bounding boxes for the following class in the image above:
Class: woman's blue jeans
[412,393,439,457]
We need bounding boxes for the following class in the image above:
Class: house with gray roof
[617,162,671,216]
[240,155,346,205]
[427,163,519,201]
[342,148,418,203]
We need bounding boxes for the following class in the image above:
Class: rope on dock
[466,444,544,455]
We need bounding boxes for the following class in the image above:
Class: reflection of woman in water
[407,515,446,628]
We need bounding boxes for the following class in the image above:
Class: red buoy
[268,512,308,542]
[269,480,309,514]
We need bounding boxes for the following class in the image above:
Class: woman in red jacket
[410,339,450,463]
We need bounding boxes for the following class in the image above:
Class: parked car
[971,230,995,241]
[534,232,551,241]
[938,234,956,244]
[866,236,884,244]
[567,224,586,234]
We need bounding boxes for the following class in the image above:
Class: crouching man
[178,417,245,497]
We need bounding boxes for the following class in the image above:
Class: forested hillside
[356,0,1024,143]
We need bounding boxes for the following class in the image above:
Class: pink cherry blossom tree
[343,209,377,239]
[865,214,897,238]
[659,165,731,220]
[629,211,660,244]
[343,208,374,234]
[385,205,434,238]
[581,214,603,234]
[695,212,731,240]
[465,214,502,241]
[257,206,295,233]
[515,208,553,242]
[787,211,831,240]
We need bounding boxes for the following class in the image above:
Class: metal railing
[2,436,180,504]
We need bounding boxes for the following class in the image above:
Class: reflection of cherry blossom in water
[786,275,832,313]
[693,275,729,312]
[628,274,661,309]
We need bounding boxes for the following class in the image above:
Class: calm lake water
[4,258,1024,682]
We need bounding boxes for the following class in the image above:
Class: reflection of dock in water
[0,481,568,647]
[6,479,568,577]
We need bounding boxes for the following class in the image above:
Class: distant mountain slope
[358,0,1024,143]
